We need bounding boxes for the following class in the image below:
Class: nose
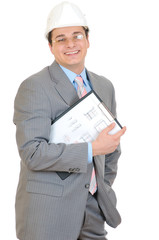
[66,38,76,48]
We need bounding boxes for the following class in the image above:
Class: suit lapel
[49,61,79,106]
[48,62,103,107]
[86,70,102,97]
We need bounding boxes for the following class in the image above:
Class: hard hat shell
[45,1,88,39]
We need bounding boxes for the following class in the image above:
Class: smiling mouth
[65,50,80,55]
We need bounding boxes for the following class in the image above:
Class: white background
[1,0,159,239]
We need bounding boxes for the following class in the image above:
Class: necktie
[74,76,97,195]
[74,76,87,98]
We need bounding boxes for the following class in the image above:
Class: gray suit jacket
[13,61,121,240]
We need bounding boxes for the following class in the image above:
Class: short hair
[48,26,89,46]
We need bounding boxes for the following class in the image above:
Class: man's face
[49,26,90,74]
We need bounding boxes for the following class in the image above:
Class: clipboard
[49,90,122,144]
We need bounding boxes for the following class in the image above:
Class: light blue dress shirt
[60,65,93,164]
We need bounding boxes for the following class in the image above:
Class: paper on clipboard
[49,91,122,144]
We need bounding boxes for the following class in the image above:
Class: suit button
[85,184,90,189]
[69,168,74,172]
[75,168,80,172]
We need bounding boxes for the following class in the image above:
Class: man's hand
[92,123,126,156]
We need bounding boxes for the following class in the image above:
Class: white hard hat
[45,1,88,39]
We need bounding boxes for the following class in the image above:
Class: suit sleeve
[104,83,121,187]
[13,78,88,173]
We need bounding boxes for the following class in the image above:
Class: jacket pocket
[26,180,64,197]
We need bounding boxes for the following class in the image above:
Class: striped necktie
[74,76,87,98]
[74,76,97,195]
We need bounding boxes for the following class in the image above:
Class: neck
[58,63,85,75]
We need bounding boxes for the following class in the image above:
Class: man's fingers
[114,126,126,138]
[105,123,116,133]
[102,123,126,138]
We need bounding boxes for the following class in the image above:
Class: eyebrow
[55,31,83,39]
[72,31,83,35]
[55,34,65,39]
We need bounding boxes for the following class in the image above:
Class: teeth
[65,51,79,55]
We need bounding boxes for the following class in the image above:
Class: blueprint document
[49,91,122,144]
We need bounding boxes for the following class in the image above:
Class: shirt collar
[59,65,87,85]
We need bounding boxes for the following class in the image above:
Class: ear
[48,42,54,55]
[87,34,90,49]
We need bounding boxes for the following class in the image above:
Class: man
[13,2,126,240]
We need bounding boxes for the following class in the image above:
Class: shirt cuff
[88,142,93,164]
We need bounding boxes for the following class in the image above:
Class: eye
[57,38,66,43]
[74,34,84,40]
